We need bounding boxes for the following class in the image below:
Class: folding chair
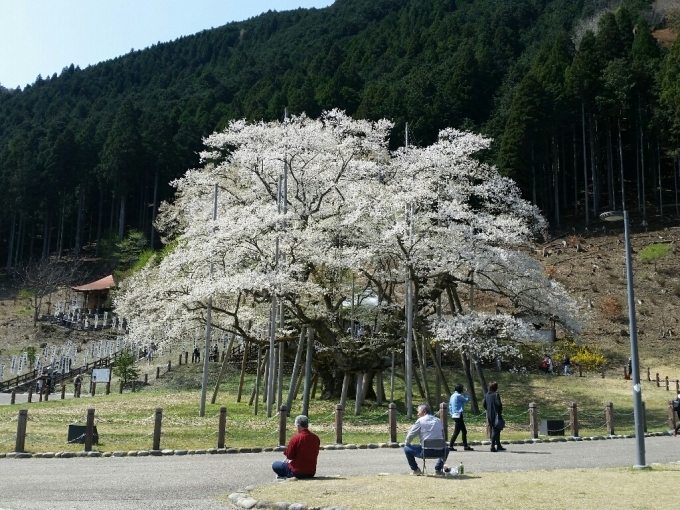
[420,438,447,475]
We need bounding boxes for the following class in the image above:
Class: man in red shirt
[272,415,320,479]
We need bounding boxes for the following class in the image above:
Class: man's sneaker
[411,468,422,476]
[275,476,287,482]
[463,446,474,451]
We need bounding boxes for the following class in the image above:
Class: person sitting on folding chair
[404,403,448,476]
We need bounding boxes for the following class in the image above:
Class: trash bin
[67,424,98,445]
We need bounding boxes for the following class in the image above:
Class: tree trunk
[41,210,50,260]
[95,188,103,257]
[552,135,560,229]
[607,121,615,210]
[118,195,126,240]
[573,127,578,218]
[581,100,590,226]
[74,186,83,259]
[461,350,479,414]
[531,142,537,206]
[675,154,679,217]
[151,166,159,249]
[57,203,65,261]
[14,213,23,266]
[6,213,15,270]
[640,117,647,221]
[618,118,626,211]
[589,113,599,217]
[657,141,663,219]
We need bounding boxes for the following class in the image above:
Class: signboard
[91,368,111,383]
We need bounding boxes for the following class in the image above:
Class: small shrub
[17,289,33,300]
[554,340,607,372]
[639,243,672,270]
[600,296,623,319]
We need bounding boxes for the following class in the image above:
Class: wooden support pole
[184,351,188,364]
[90,382,96,397]
[27,388,32,403]
[179,354,182,366]
[439,402,448,442]
[293,362,304,400]
[278,405,287,447]
[212,334,236,404]
[44,386,49,401]
[390,351,395,403]
[218,406,227,449]
[339,373,350,411]
[676,380,680,394]
[335,404,343,444]
[354,374,363,416]
[156,366,160,380]
[237,342,249,402]
[569,402,578,437]
[106,382,111,394]
[647,367,651,381]
[423,337,451,396]
[144,374,148,386]
[167,360,171,372]
[388,402,397,443]
[666,376,670,391]
[605,401,614,435]
[84,408,95,452]
[286,328,306,412]
[153,407,163,451]
[61,385,66,400]
[10,390,15,405]
[529,402,538,439]
[14,409,27,453]
[579,364,582,377]
[119,380,123,394]
[376,371,383,406]
[311,373,319,400]
[656,373,660,387]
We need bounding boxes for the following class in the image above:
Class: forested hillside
[1,0,679,268]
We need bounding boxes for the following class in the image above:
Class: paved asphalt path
[0,436,679,509]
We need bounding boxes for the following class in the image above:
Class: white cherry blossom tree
[115,111,580,398]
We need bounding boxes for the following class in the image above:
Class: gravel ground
[0,435,679,509]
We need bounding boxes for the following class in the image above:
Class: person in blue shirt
[448,384,474,451]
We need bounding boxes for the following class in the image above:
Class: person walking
[448,384,474,451]
[483,381,506,452]
[562,355,572,376]
[271,415,320,479]
[403,404,448,475]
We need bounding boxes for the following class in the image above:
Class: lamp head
[599,211,624,222]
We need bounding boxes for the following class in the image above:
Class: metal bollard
[388,402,397,443]
[15,409,28,453]
[605,401,614,435]
[27,388,32,403]
[569,402,579,437]
[218,406,227,449]
[439,402,448,442]
[153,407,163,451]
[529,402,538,439]
[85,408,95,452]
[335,404,343,445]
[278,405,288,447]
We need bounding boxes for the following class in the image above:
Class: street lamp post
[600,210,647,468]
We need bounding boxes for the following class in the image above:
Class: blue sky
[0,0,335,90]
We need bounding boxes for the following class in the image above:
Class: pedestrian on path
[448,384,474,451]
[483,381,506,452]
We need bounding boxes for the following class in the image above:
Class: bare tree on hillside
[15,258,84,326]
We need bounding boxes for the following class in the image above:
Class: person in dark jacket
[483,381,506,452]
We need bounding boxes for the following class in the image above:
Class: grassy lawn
[245,464,680,510]
[0,362,676,453]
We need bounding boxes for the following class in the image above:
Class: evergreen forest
[1,0,680,268]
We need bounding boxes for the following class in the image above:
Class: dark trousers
[449,416,468,447]
[490,426,502,449]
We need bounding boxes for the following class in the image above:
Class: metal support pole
[623,210,646,468]
[301,327,314,417]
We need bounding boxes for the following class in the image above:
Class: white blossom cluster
[114,111,581,359]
